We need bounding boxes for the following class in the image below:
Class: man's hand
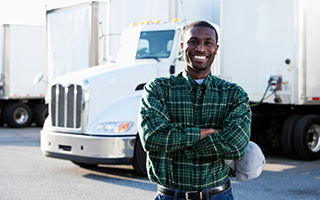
[200,129,220,140]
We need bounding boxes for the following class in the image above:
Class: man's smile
[192,54,209,62]
[194,55,207,60]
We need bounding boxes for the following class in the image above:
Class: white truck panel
[116,26,142,64]
[85,62,158,129]
[87,94,143,136]
[220,0,320,105]
[1,24,46,99]
[303,0,320,102]
[46,2,107,82]
[175,0,220,25]
[0,26,3,81]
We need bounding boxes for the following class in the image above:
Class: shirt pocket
[202,93,226,128]
[167,90,194,126]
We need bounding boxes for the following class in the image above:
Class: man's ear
[216,45,220,54]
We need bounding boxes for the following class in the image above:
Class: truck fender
[87,94,143,136]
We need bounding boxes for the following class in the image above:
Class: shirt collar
[182,70,213,93]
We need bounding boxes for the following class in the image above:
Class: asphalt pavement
[0,127,320,200]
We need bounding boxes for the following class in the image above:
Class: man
[138,20,251,200]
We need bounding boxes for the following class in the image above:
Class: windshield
[136,30,175,59]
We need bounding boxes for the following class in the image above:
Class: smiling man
[182,21,219,80]
[138,20,252,200]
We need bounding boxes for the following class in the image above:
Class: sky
[0,0,101,26]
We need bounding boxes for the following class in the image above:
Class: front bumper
[40,130,136,165]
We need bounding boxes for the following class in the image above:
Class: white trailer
[0,24,47,127]
[46,2,108,83]
[219,0,320,160]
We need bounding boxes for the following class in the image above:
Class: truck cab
[41,20,219,176]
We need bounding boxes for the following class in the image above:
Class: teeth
[194,56,206,60]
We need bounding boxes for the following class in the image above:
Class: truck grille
[51,84,82,128]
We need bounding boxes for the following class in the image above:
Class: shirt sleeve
[184,87,252,160]
[138,79,201,152]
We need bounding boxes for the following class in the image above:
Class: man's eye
[205,41,213,45]
[189,40,198,44]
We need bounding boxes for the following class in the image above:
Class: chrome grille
[51,84,82,128]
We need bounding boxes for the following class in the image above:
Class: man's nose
[195,42,205,51]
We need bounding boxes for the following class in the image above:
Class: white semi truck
[220,0,320,160]
[0,24,47,127]
[40,20,220,176]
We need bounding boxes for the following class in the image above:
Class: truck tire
[33,103,48,127]
[132,135,147,177]
[4,103,32,128]
[281,115,301,158]
[293,115,320,160]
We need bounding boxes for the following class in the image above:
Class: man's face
[181,26,219,78]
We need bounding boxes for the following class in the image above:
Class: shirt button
[196,180,200,183]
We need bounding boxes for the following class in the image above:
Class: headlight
[94,122,133,133]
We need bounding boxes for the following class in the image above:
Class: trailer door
[220,0,295,104]
[300,0,320,103]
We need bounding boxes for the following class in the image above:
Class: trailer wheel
[33,103,48,127]
[281,115,301,158]
[293,115,320,160]
[4,103,32,128]
[132,135,147,177]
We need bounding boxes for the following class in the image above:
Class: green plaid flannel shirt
[138,70,251,191]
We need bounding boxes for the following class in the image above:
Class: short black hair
[183,20,218,44]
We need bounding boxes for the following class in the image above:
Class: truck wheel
[281,115,301,158]
[132,135,147,177]
[4,103,32,128]
[33,103,48,127]
[293,115,320,160]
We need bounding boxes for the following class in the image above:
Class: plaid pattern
[138,70,251,191]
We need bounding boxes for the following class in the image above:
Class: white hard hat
[225,141,265,182]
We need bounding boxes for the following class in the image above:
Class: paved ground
[0,127,320,200]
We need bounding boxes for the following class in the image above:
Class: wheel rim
[13,107,29,125]
[307,124,320,152]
